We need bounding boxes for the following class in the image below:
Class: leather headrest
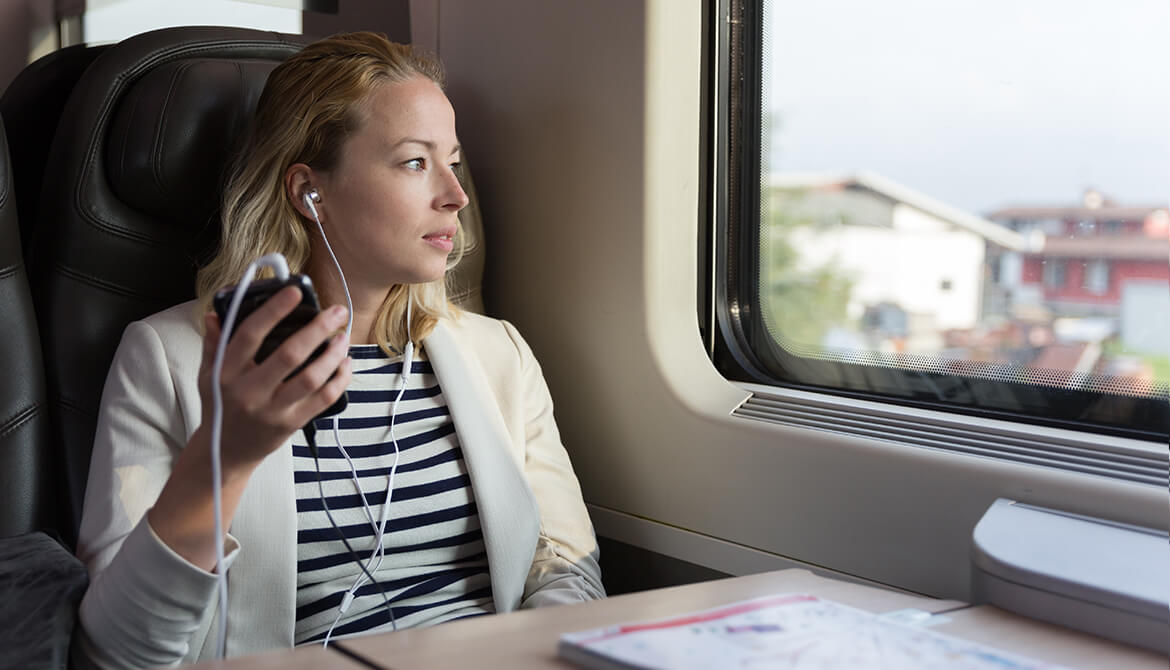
[104,58,277,229]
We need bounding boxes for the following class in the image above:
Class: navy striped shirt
[292,345,493,644]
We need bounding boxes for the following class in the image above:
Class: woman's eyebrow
[393,138,462,155]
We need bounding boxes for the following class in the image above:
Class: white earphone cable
[307,192,353,340]
[323,300,411,646]
[209,253,290,659]
[309,192,406,646]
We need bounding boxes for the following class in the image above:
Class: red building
[987,193,1169,320]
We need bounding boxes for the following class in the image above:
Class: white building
[767,172,1030,354]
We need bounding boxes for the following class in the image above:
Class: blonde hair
[196,32,464,355]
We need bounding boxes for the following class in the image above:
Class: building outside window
[719,0,1169,439]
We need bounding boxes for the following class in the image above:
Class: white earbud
[304,189,322,222]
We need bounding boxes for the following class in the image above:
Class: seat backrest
[0,117,53,538]
[29,26,488,546]
[31,27,307,546]
[0,43,109,263]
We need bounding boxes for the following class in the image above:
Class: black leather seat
[31,27,309,548]
[0,42,108,543]
[28,26,488,548]
[0,115,88,670]
[1,43,109,263]
[0,118,53,538]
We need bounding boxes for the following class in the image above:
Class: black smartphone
[213,274,348,419]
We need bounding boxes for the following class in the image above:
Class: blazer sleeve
[74,320,239,669]
[498,321,606,607]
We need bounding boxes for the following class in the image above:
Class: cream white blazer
[75,302,603,669]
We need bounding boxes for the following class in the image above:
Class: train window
[82,0,302,44]
[713,0,1169,442]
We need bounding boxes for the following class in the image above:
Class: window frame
[707,0,1168,444]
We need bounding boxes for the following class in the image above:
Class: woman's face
[313,76,469,290]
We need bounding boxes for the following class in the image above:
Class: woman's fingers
[248,303,349,390]
[291,352,353,425]
[219,285,305,373]
[201,289,352,459]
[271,328,351,411]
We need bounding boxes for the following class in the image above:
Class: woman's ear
[285,163,318,220]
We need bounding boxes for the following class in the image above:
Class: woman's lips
[423,232,454,252]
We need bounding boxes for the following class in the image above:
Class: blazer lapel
[425,320,540,612]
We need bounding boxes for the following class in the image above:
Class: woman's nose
[439,168,470,212]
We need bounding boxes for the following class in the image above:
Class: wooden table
[334,569,965,669]
[179,645,370,669]
[937,605,1164,670]
[185,568,1164,669]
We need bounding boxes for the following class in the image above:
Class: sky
[764,0,1170,215]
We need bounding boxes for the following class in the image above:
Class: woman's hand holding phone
[199,284,352,470]
[150,286,351,571]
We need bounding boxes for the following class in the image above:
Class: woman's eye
[450,161,462,172]
[404,158,425,170]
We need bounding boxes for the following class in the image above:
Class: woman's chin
[392,267,449,287]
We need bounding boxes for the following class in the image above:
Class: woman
[75,32,604,669]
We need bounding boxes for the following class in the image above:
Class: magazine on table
[557,593,1068,669]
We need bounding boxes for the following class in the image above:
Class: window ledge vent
[733,386,1168,487]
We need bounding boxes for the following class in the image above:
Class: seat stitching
[0,403,44,441]
[153,62,190,196]
[53,261,172,301]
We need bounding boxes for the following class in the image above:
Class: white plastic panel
[973,498,1170,652]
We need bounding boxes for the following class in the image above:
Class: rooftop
[987,189,1168,222]
[770,171,1033,252]
[1037,235,1170,261]
[987,205,1165,221]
